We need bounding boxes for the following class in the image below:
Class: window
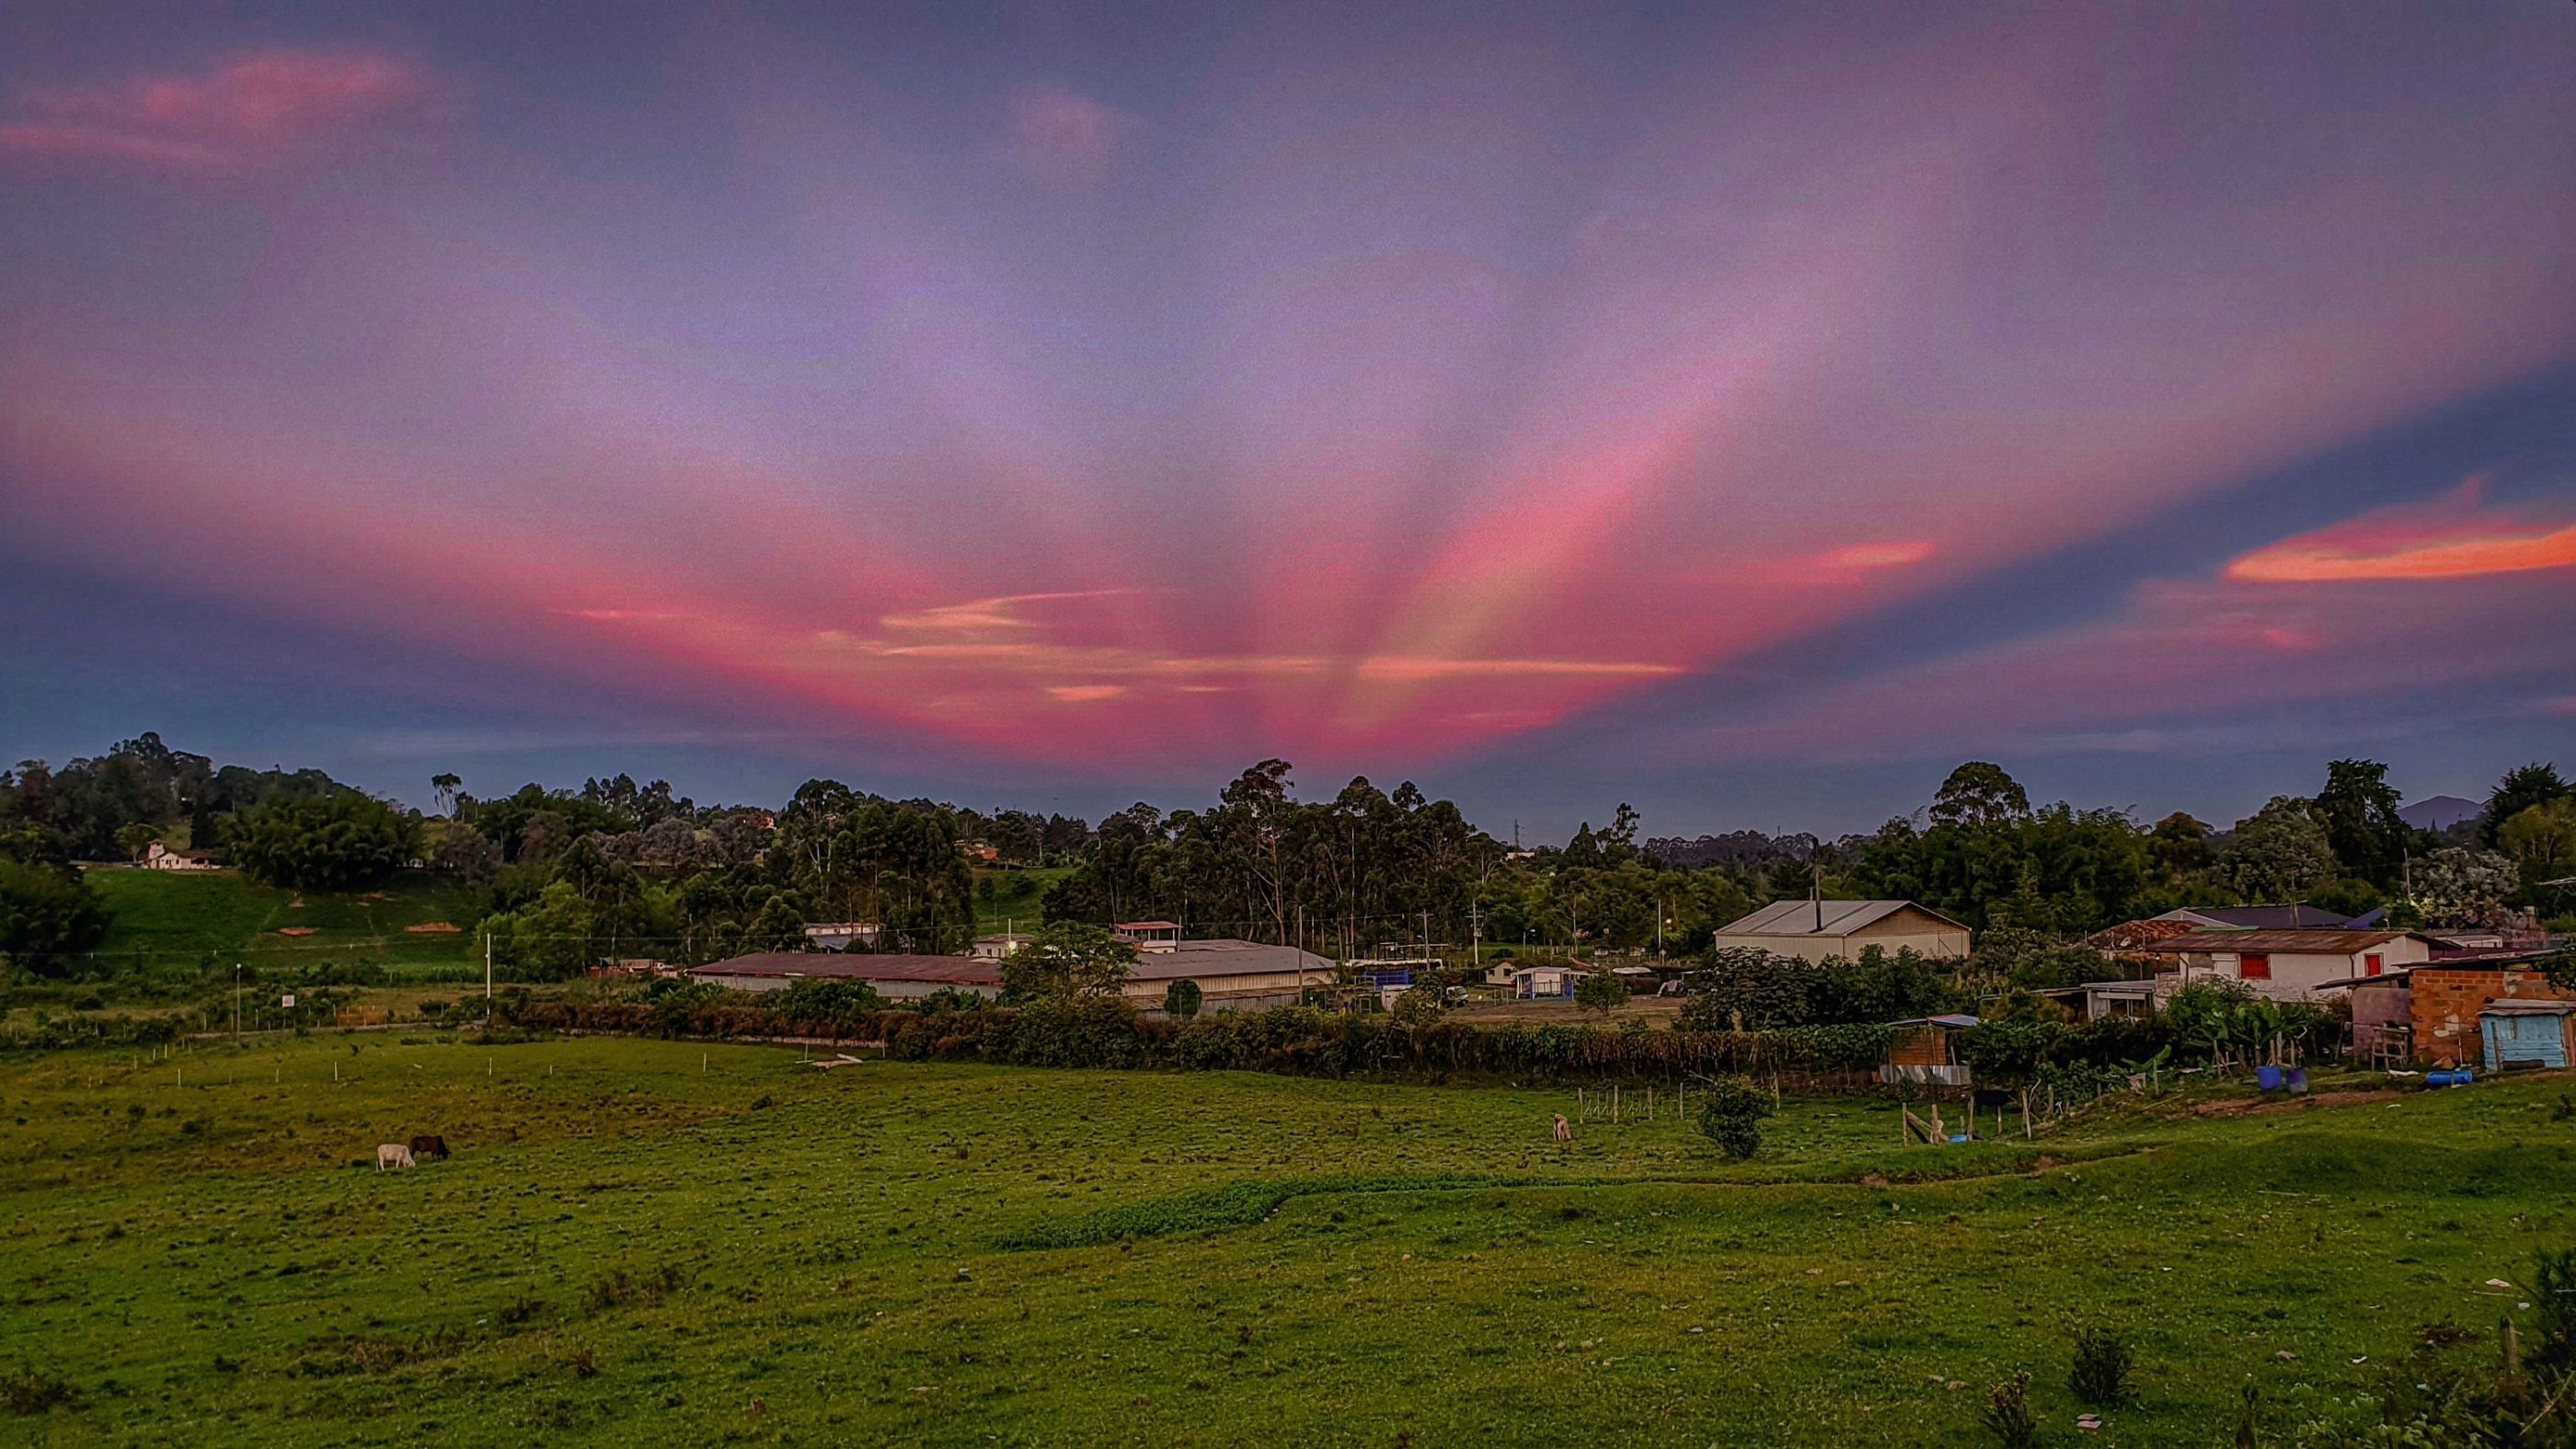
[2363,953,2383,976]
[2239,953,2271,981]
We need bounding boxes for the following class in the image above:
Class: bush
[2534,1246,2576,1372]
[1695,1075,1773,1159]
[1574,971,1628,1015]
[2069,1326,2133,1406]
[1162,979,1202,1018]
[1,1363,83,1415]
[1979,1373,2036,1449]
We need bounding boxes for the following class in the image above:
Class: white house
[141,842,220,872]
[971,932,1033,960]
[2130,928,2435,1001]
[1711,899,1972,963]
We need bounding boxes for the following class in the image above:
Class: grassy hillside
[972,865,1073,937]
[1,1034,2569,1444]
[80,868,484,976]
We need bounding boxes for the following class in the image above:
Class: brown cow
[408,1134,450,1161]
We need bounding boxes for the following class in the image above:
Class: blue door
[2484,1013,2570,1071]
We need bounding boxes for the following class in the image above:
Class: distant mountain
[2400,794,2483,832]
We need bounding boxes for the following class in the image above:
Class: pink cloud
[1001,86,1135,189]
[1,46,435,169]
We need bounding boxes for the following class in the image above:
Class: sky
[3,1,2572,839]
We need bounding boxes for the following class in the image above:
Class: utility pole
[233,963,241,1041]
[485,927,494,1019]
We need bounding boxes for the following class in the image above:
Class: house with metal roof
[2126,927,2433,1001]
[1711,899,1972,963]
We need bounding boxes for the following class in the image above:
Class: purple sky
[4,2,2572,837]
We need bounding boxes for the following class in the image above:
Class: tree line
[5,730,2570,983]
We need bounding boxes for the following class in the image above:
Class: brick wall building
[2409,964,2571,1066]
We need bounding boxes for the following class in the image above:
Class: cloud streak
[1,46,436,169]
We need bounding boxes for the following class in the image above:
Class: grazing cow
[375,1143,416,1171]
[1552,1113,1571,1143]
[408,1134,450,1161]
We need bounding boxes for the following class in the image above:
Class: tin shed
[2478,1001,2576,1072]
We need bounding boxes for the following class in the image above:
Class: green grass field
[972,866,1071,937]
[3,1033,2570,1444]
[80,868,484,977]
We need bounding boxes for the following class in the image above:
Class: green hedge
[493,993,1903,1085]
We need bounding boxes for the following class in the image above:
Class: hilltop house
[140,841,220,872]
[1711,899,1972,963]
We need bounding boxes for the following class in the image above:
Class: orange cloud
[1815,538,1936,570]
[2227,478,2576,583]
[2230,522,2576,582]
[2,47,434,168]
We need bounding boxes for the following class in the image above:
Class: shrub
[2534,1246,2576,1372]
[1,1364,81,1415]
[1163,979,1203,1018]
[1574,971,1628,1015]
[581,1263,690,1314]
[1979,1372,2036,1449]
[1695,1075,1773,1159]
[2069,1326,2134,1406]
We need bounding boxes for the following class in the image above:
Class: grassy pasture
[1,1034,2570,1445]
[80,869,484,977]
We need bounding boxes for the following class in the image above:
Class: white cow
[375,1143,416,1171]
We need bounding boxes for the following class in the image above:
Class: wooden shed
[2479,1000,2576,1072]
[1880,1013,1977,1087]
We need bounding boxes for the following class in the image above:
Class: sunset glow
[3,3,2571,824]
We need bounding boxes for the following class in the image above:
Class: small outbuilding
[1880,1014,1978,1087]
[1512,964,1575,999]
[2480,1000,2576,1072]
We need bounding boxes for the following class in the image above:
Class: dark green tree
[1928,762,2031,830]
[0,859,109,973]
[224,793,419,891]
[2480,762,2571,847]
[2315,759,2409,886]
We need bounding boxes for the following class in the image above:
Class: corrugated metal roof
[1121,938,1336,982]
[2129,929,2421,955]
[2478,999,2576,1016]
[689,953,1002,984]
[2156,904,2360,930]
[1715,899,1965,937]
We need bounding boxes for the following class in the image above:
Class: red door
[2239,953,2271,981]
[2363,954,2383,976]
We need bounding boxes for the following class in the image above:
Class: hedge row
[495,993,1908,1084]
